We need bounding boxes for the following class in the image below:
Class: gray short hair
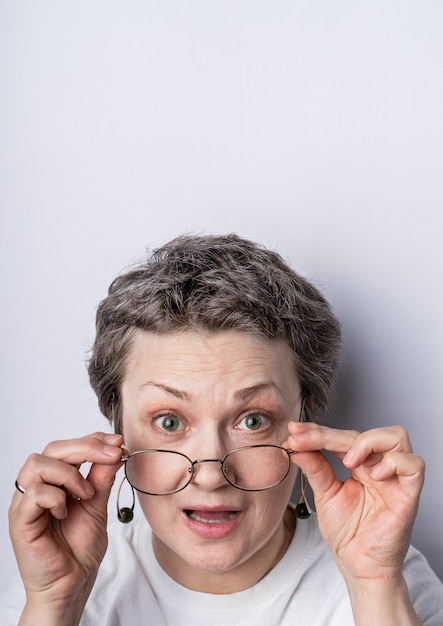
[88,234,341,432]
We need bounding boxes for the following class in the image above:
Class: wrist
[344,574,421,626]
[18,587,92,626]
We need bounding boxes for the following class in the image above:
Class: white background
[1,1,442,591]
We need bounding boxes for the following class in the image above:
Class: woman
[3,234,443,625]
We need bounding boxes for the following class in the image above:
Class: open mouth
[185,510,238,524]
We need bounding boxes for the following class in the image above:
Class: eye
[154,414,184,432]
[237,414,268,431]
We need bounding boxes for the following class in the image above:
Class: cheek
[255,466,298,526]
[136,493,170,531]
[270,468,297,509]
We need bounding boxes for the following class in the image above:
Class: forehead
[121,330,299,397]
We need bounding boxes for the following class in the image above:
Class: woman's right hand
[9,432,124,625]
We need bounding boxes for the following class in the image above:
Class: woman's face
[120,330,302,593]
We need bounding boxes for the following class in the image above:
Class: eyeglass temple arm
[284,448,296,456]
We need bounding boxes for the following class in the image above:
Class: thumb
[84,461,121,513]
[289,449,341,505]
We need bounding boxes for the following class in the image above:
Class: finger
[16,454,98,500]
[70,463,121,524]
[287,421,360,458]
[16,433,123,499]
[370,451,425,488]
[342,426,413,468]
[10,483,70,531]
[287,422,413,465]
[41,432,124,464]
[84,461,121,504]
[285,445,341,501]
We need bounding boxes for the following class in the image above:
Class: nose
[190,458,230,492]
[184,427,231,491]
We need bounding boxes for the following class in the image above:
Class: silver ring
[15,480,26,494]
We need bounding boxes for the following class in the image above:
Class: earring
[294,389,312,519]
[110,392,117,427]
[294,471,312,519]
[299,389,307,422]
[117,476,135,523]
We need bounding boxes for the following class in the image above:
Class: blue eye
[238,414,267,431]
[155,415,184,432]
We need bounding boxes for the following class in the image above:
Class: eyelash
[153,413,186,434]
[235,413,270,432]
[152,411,273,434]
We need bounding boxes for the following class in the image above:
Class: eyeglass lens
[125,446,292,495]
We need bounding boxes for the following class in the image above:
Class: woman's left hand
[284,422,425,584]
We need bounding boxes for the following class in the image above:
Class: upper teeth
[188,512,235,524]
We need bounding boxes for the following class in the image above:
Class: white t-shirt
[1,514,443,625]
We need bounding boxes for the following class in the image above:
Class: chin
[188,549,245,575]
[171,533,257,580]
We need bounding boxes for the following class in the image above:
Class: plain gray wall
[1,1,442,590]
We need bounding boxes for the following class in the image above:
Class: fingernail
[290,431,308,440]
[104,434,122,443]
[343,450,357,467]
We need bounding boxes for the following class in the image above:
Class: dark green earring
[117,476,135,523]
[294,471,312,519]
[295,390,312,519]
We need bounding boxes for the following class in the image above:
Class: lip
[182,505,243,539]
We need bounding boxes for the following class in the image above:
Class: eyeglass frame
[120,444,296,496]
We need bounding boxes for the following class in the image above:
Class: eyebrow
[141,382,191,400]
[232,382,281,400]
[140,381,281,402]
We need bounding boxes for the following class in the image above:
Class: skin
[283,422,424,624]
[120,330,301,593]
[9,330,425,625]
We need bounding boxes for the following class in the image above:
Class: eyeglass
[121,444,296,496]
